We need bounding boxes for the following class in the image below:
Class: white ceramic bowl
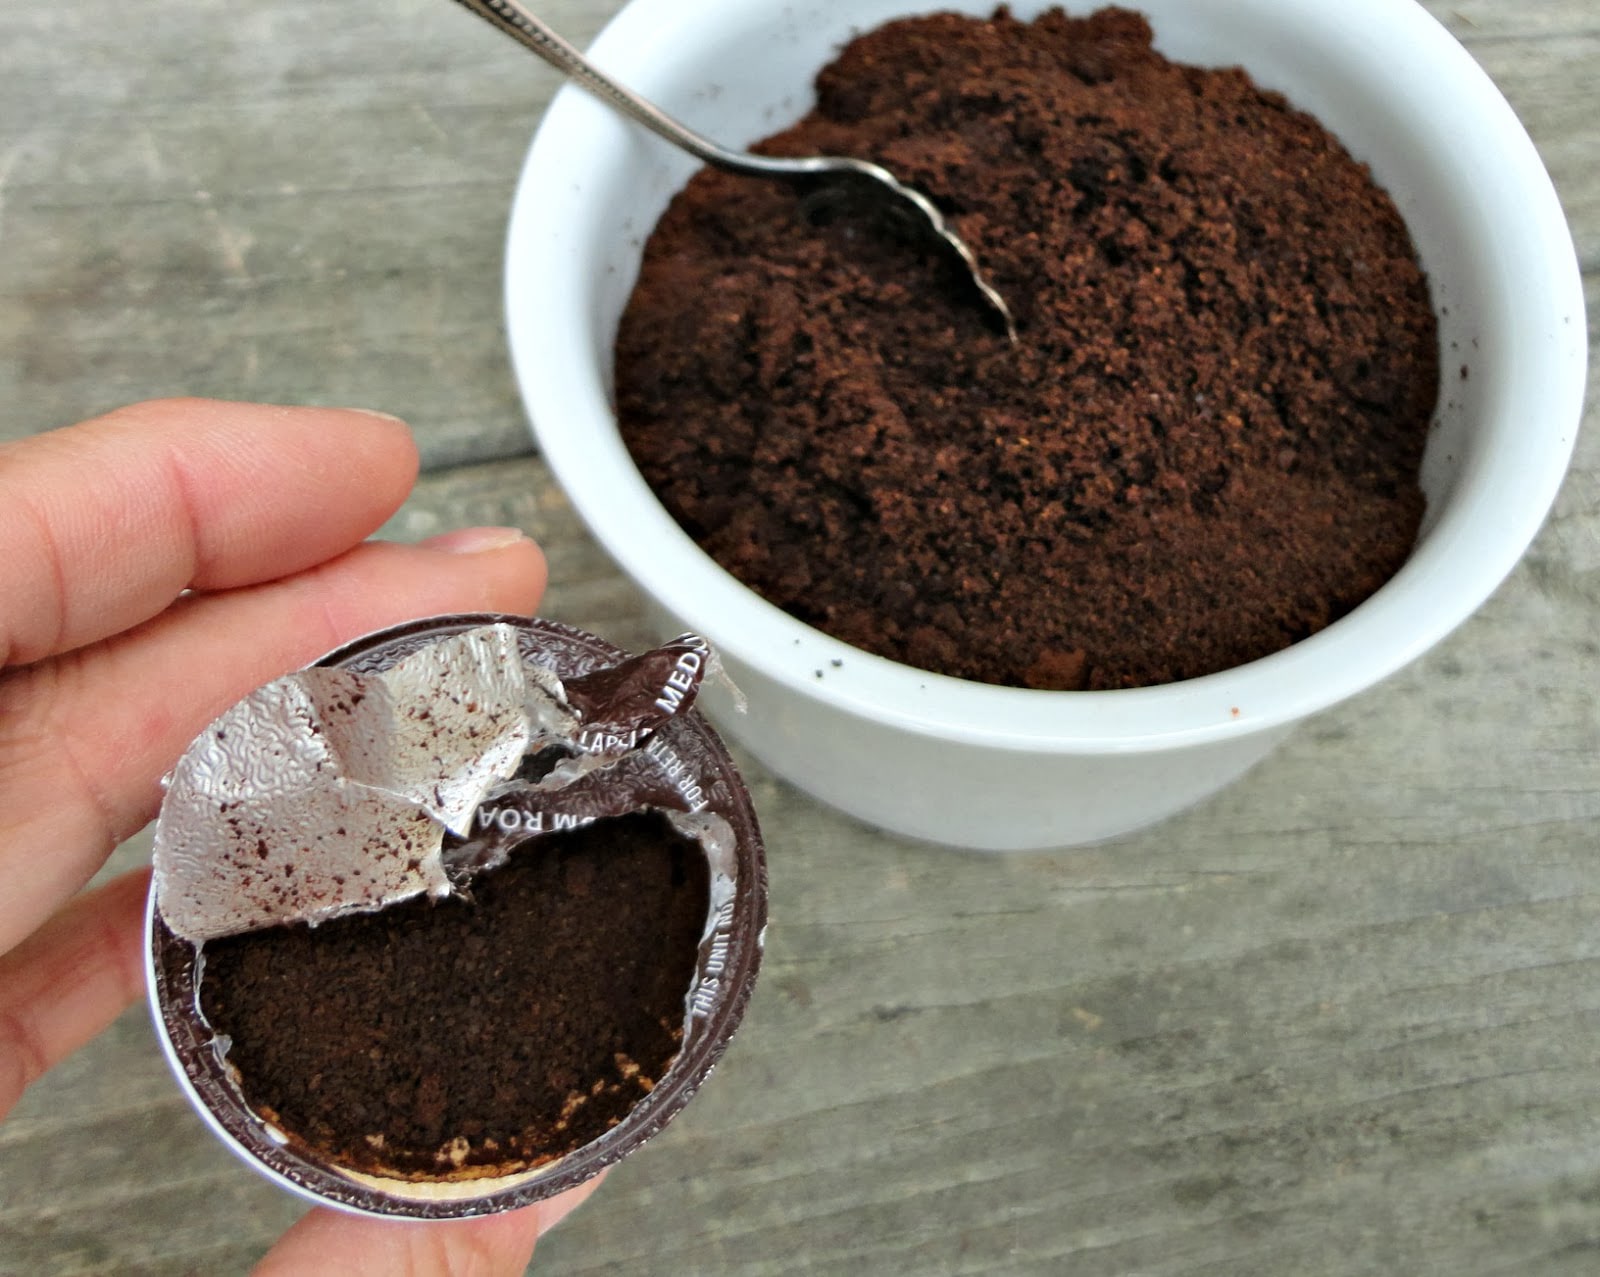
[506,0,1586,851]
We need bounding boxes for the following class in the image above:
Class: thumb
[253,1174,605,1276]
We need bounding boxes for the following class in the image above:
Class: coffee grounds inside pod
[197,810,710,1180]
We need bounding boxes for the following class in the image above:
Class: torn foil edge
[154,626,542,942]
[153,624,727,943]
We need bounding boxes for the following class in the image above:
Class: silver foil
[152,623,728,944]
[153,625,551,941]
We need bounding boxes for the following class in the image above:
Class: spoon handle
[444,0,1015,342]
[447,0,799,178]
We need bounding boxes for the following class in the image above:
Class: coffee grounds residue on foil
[152,624,728,943]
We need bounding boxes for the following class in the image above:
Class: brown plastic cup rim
[145,613,767,1219]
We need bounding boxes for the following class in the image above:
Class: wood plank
[0,0,629,466]
[1,2,1596,1274]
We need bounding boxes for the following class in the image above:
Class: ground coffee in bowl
[616,6,1438,690]
[147,615,766,1218]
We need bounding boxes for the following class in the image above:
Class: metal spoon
[448,0,1018,343]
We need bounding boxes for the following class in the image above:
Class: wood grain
[0,0,619,467]
[1,2,1596,1274]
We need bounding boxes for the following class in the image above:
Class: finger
[0,533,546,955]
[255,1176,605,1277]
[0,399,420,669]
[0,867,151,1122]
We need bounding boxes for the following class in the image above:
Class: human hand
[0,399,599,1272]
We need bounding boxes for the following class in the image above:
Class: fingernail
[421,526,529,555]
[343,408,409,426]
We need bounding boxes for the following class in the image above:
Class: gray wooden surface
[1,1,1597,1273]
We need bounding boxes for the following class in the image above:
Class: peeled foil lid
[153,624,725,942]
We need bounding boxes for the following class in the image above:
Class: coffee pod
[145,614,766,1219]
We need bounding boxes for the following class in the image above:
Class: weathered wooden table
[1,1,1596,1273]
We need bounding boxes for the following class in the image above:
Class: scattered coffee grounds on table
[616,7,1438,689]
[199,811,709,1180]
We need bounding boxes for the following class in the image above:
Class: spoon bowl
[448,0,1017,341]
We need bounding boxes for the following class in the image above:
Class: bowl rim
[505,0,1587,754]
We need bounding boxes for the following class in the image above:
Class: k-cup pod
[145,614,766,1219]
